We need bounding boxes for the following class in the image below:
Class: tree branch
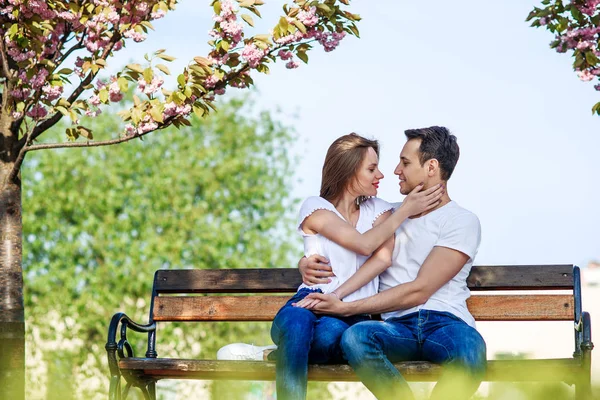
[0,35,13,79]
[23,129,157,153]
[23,34,121,146]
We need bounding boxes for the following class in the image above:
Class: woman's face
[351,147,384,197]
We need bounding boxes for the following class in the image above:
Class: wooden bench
[106,265,594,399]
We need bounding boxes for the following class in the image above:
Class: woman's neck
[332,193,360,226]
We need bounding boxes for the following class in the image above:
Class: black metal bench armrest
[105,312,156,376]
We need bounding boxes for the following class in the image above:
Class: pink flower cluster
[138,76,165,95]
[315,31,347,52]
[297,7,319,27]
[241,43,267,68]
[577,0,600,16]
[26,104,48,120]
[209,0,244,46]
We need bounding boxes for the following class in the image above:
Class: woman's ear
[427,159,439,177]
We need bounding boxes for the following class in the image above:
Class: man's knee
[340,321,382,361]
[451,330,487,374]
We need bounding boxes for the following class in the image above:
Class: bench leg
[147,381,157,400]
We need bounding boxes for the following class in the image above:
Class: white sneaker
[216,343,278,361]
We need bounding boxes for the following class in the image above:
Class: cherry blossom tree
[528,0,600,114]
[0,1,360,398]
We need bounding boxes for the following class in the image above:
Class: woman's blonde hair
[320,133,379,208]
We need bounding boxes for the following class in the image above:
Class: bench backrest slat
[152,294,574,322]
[153,265,574,294]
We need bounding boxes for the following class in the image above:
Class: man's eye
[369,169,375,172]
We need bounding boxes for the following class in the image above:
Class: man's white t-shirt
[379,200,481,327]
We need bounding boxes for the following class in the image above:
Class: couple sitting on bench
[218,126,485,400]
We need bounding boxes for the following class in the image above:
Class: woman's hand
[293,292,338,309]
[398,183,444,217]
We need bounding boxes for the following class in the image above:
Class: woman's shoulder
[361,197,394,224]
[361,197,393,211]
[297,196,337,226]
[299,196,335,211]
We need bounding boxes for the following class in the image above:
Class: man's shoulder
[440,201,481,229]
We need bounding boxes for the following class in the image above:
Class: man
[299,126,486,400]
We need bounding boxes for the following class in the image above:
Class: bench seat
[118,357,584,383]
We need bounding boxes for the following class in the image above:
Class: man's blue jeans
[341,309,487,400]
[270,288,369,400]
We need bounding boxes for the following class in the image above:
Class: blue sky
[106,1,600,267]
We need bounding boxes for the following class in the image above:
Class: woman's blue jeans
[270,288,369,400]
[340,309,487,400]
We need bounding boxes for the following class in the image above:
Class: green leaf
[143,67,154,83]
[56,68,73,75]
[221,40,230,52]
[77,126,93,140]
[213,1,221,15]
[156,64,171,75]
[296,51,308,64]
[586,52,599,66]
[292,20,306,34]
[157,54,176,62]
[99,89,108,103]
[55,106,69,116]
[242,14,254,27]
[117,77,129,92]
[177,74,186,87]
[127,63,144,73]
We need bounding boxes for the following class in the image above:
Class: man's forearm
[342,280,426,316]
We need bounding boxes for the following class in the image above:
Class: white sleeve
[435,212,481,262]
[369,197,394,225]
[297,196,337,233]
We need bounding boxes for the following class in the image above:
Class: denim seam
[369,329,418,379]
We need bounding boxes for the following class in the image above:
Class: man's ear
[427,159,439,177]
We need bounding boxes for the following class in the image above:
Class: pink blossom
[85,108,102,117]
[278,50,293,61]
[214,88,226,95]
[594,84,600,91]
[26,104,48,119]
[151,10,166,19]
[285,60,299,69]
[539,18,547,26]
[42,85,63,101]
[241,43,266,68]
[108,81,123,102]
[89,94,101,106]
[123,30,147,43]
[125,124,137,136]
[11,111,23,119]
[297,7,318,27]
[205,75,220,89]
[577,69,595,81]
[139,121,159,133]
[220,0,236,18]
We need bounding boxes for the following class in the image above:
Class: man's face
[394,139,429,195]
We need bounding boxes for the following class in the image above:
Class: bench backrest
[149,265,579,323]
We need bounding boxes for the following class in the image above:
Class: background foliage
[21,95,302,399]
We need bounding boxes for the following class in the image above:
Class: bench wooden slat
[118,358,582,382]
[153,294,574,322]
[153,265,574,294]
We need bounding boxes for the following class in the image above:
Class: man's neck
[409,187,451,219]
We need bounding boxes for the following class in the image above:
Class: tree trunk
[0,139,24,398]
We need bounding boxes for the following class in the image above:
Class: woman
[270,133,443,400]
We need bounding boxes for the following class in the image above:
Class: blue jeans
[341,310,487,400]
[270,288,369,400]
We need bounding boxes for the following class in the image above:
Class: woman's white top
[297,196,393,302]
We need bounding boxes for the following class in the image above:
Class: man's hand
[297,292,350,316]
[299,254,334,285]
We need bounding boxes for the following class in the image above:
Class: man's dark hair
[404,126,459,181]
